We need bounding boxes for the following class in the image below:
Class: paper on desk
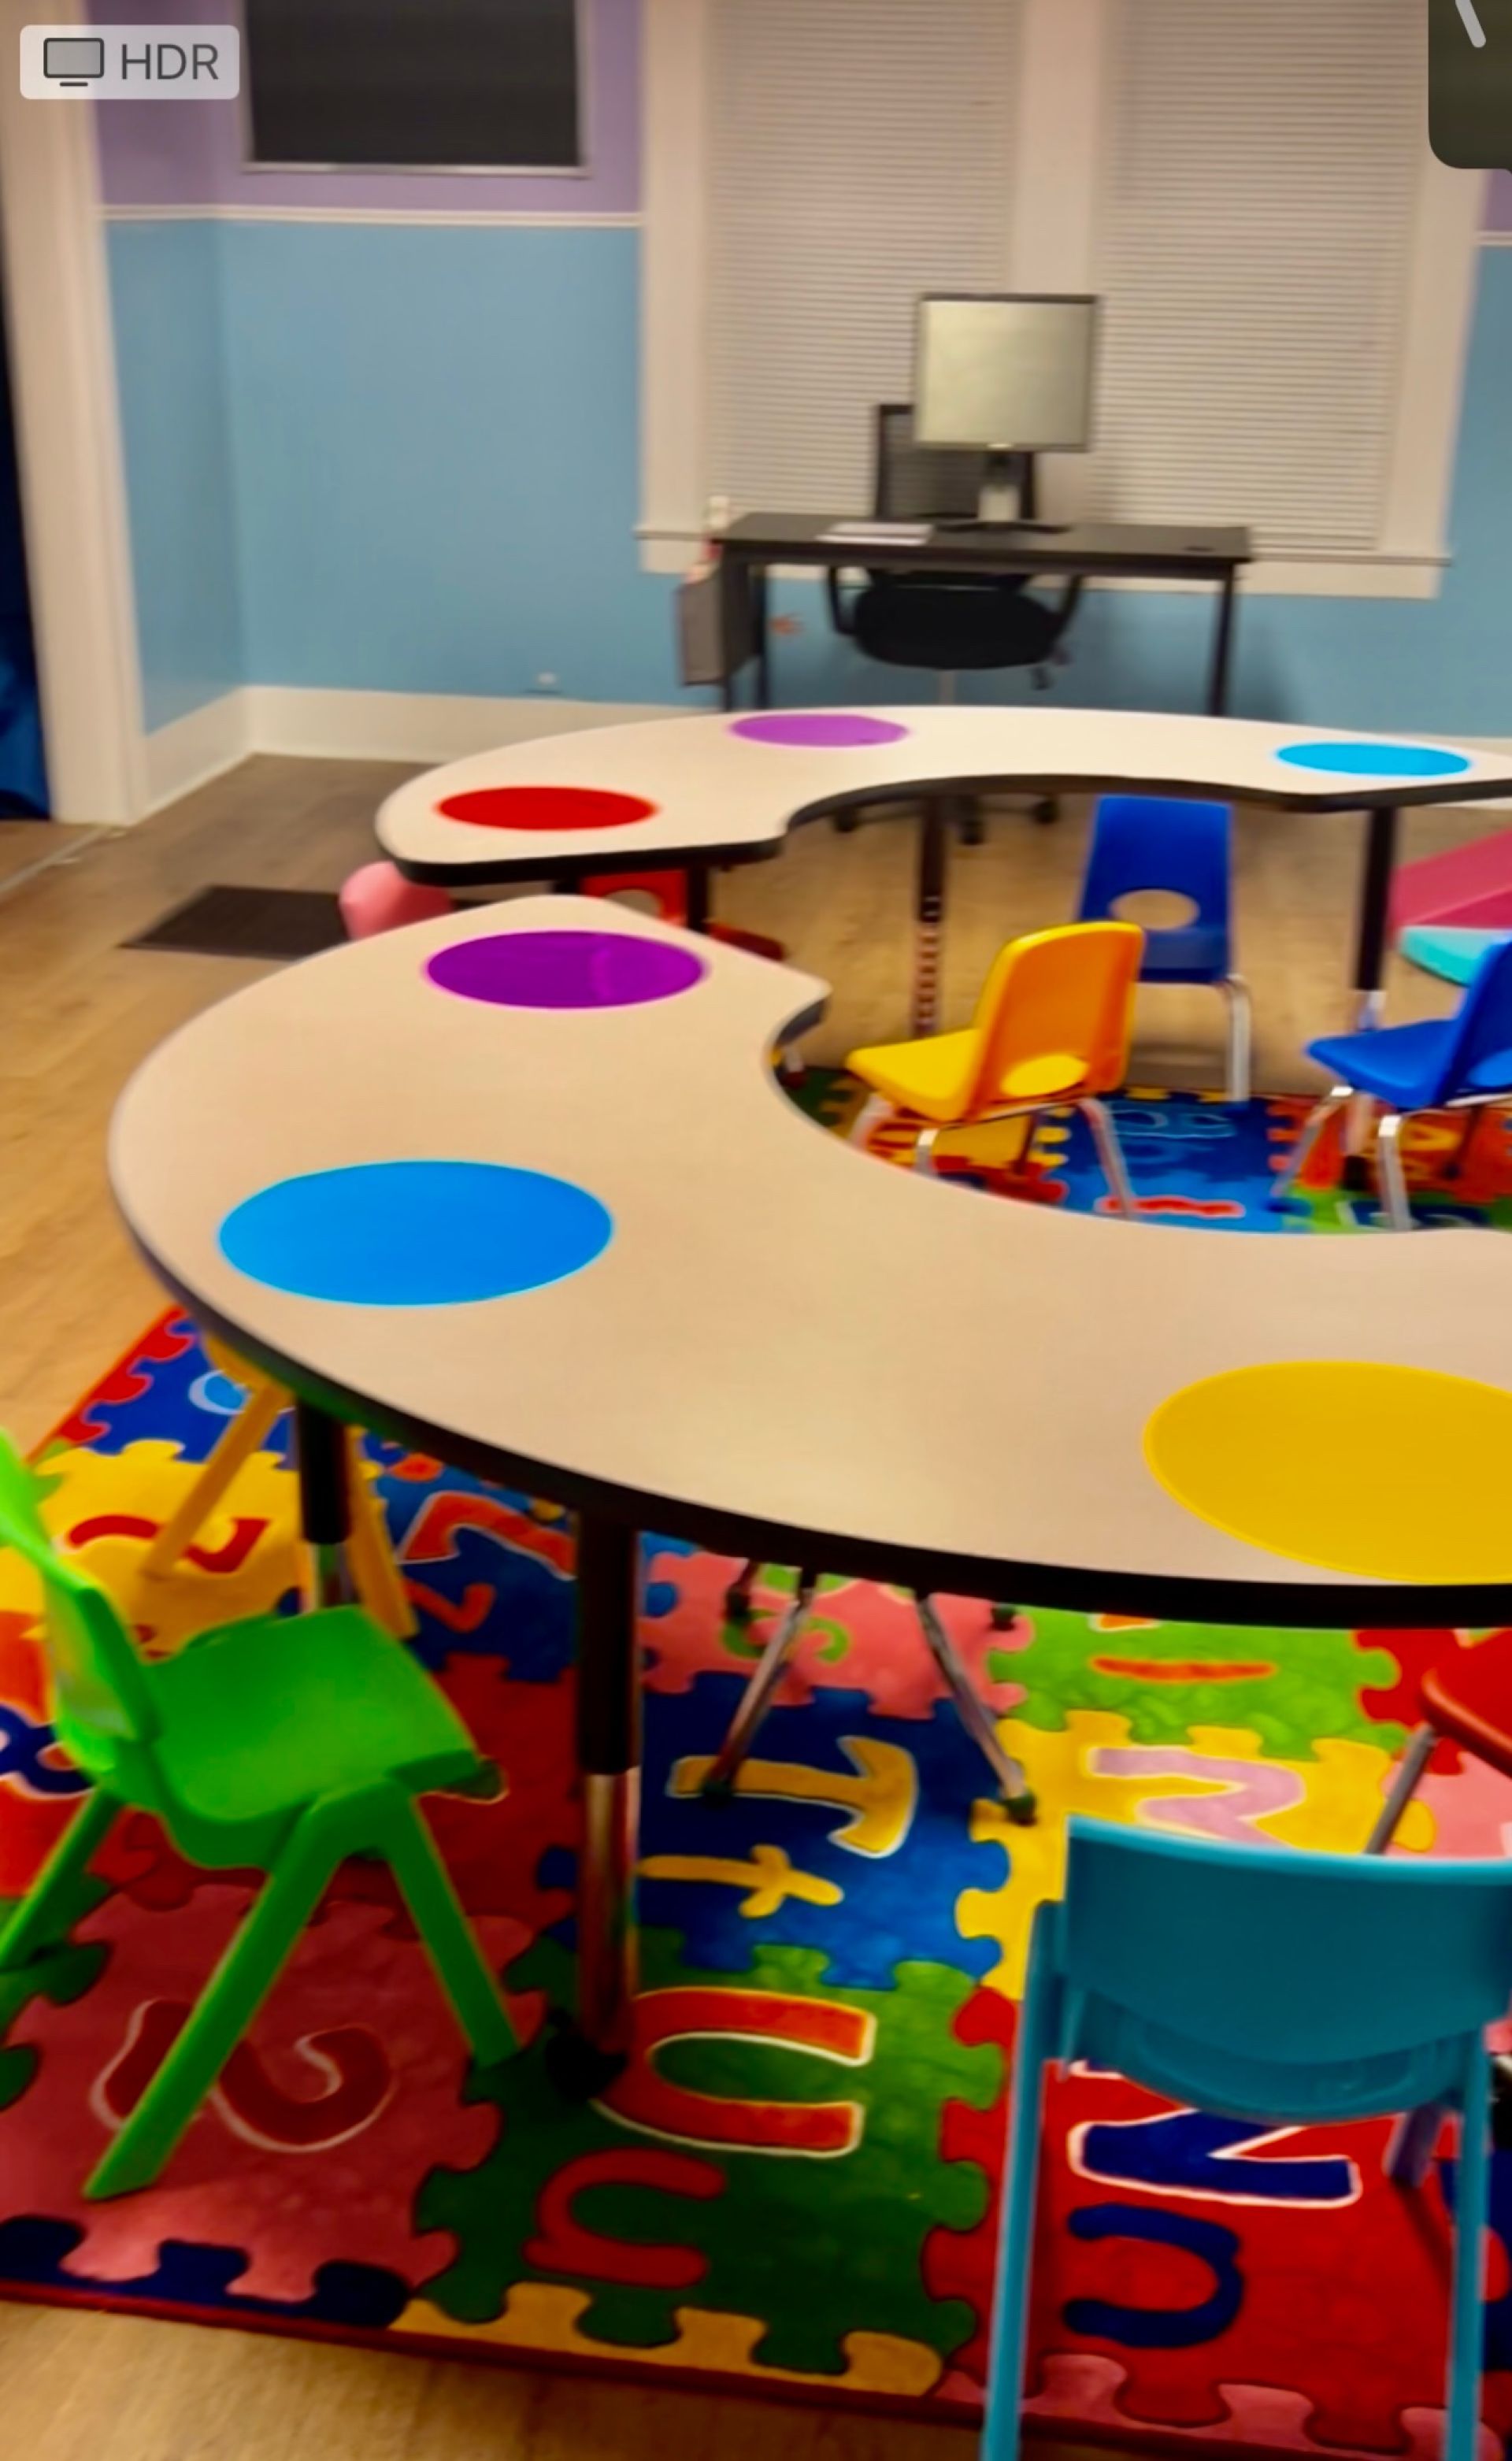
[820,521,934,547]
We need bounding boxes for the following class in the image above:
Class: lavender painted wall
[1489,170,1512,235]
[90,0,639,213]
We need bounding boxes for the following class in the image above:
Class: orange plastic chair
[144,1337,415,1640]
[847,921,1145,1216]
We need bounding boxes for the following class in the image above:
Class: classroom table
[111,891,1512,2092]
[377,705,1512,1036]
[714,513,1254,717]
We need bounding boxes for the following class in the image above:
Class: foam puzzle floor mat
[4,1084,1512,2449]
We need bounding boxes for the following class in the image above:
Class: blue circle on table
[1276,740,1473,780]
[220,1161,613,1308]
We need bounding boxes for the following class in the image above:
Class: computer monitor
[914,294,1099,457]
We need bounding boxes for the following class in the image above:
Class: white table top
[376,708,1512,884]
[111,895,1512,1625]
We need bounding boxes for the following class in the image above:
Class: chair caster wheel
[1003,1790,1039,1826]
[1032,799,1058,827]
[544,2014,628,2102]
[991,1605,1018,1631]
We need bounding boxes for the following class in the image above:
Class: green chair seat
[147,1608,480,1844]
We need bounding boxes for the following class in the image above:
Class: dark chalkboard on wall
[243,0,584,171]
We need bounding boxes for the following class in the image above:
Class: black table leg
[1341,804,1401,1188]
[548,1511,640,2098]
[913,800,950,1036]
[295,1399,354,1609]
[752,569,773,709]
[1207,568,1240,716]
[718,557,747,713]
[685,862,713,934]
[1354,805,1400,1028]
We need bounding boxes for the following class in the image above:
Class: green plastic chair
[0,1434,516,2200]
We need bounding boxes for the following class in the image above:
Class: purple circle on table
[425,928,706,1011]
[729,713,911,750]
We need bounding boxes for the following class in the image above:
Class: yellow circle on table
[1143,1360,1512,1584]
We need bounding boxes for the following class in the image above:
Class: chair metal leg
[914,1595,1036,1820]
[1444,2036,1492,2461]
[1221,975,1253,1106]
[1366,1722,1437,1853]
[1079,1098,1138,1221]
[914,1124,939,1176]
[851,1091,890,1147]
[1376,1112,1415,1232]
[1270,1088,1350,1208]
[702,1570,820,1796]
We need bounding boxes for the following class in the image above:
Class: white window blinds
[1083,0,1422,555]
[705,0,1025,517]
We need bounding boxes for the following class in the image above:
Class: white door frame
[0,0,146,823]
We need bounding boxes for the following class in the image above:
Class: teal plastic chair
[0,1435,515,2200]
[983,1819,1512,2461]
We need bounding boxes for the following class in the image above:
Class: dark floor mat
[125,884,346,962]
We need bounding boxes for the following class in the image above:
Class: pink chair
[339,862,454,941]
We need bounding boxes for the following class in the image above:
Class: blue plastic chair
[982,1820,1511,2461]
[1273,937,1512,1229]
[1077,796,1251,1102]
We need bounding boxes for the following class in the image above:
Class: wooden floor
[0,753,1491,2455]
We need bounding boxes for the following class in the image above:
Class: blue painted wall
[108,220,243,731]
[107,219,1512,735]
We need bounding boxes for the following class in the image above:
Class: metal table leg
[548,1511,640,2098]
[1343,805,1400,1191]
[295,1399,355,1609]
[913,800,950,1036]
[1207,567,1240,716]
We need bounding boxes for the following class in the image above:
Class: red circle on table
[436,785,659,834]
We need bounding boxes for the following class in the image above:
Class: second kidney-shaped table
[110,887,1512,2085]
[376,704,1512,1036]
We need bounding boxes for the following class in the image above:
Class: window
[643,0,1482,592]
[1084,0,1422,556]
[704,0,1025,516]
[243,0,584,173]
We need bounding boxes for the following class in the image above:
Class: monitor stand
[979,449,1037,524]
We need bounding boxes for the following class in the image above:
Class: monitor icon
[42,35,106,87]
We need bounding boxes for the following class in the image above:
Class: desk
[716,513,1254,716]
[378,706,1512,1036]
[112,893,1512,2083]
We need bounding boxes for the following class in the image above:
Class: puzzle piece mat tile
[6,1083,1512,2451]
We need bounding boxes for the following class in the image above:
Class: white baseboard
[240,687,685,765]
[142,691,251,814]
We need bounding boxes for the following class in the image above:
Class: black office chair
[828,406,1083,831]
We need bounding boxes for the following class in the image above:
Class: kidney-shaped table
[111,890,1512,2087]
[376,705,1512,1036]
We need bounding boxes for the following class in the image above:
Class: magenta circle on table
[425,928,707,1011]
[729,713,912,750]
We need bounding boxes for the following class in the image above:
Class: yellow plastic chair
[145,1337,415,1640]
[847,921,1145,1218]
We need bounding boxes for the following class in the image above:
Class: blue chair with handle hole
[1076,795,1251,1103]
[982,1818,1512,2461]
[1273,936,1512,1229]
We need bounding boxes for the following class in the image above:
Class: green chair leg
[85,1816,337,2200]
[386,1798,516,2068]
[0,1788,117,2011]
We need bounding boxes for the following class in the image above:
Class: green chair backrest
[0,1435,158,1759]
